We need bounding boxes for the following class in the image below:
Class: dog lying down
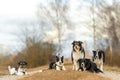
[49,56,66,70]
[78,59,103,73]
[8,61,28,75]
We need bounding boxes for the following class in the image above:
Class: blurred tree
[37,0,71,56]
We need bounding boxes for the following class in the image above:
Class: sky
[0,0,114,57]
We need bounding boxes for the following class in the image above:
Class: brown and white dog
[8,61,27,75]
[71,41,85,71]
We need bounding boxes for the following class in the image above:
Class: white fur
[72,51,84,71]
[94,58,103,71]
[8,66,27,75]
[8,66,17,75]
[56,62,66,70]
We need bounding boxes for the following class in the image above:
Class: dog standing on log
[71,41,85,71]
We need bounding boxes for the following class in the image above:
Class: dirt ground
[0,64,120,80]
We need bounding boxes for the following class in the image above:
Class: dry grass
[104,65,120,73]
[0,66,8,75]
[19,65,110,80]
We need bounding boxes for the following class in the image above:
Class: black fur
[49,62,56,69]
[78,59,103,73]
[93,50,105,63]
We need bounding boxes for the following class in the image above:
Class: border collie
[71,41,85,71]
[78,59,103,73]
[8,61,27,75]
[49,56,66,70]
[92,50,105,71]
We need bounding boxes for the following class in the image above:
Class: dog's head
[78,59,86,71]
[72,41,83,52]
[56,56,64,65]
[18,61,27,68]
[78,59,91,71]
[92,50,105,63]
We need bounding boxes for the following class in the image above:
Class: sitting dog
[71,41,85,71]
[92,50,105,71]
[49,56,66,70]
[78,59,103,73]
[8,61,27,75]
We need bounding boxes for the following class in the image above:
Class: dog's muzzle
[81,62,86,71]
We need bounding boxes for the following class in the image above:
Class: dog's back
[49,62,56,69]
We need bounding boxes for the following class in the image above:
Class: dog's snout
[59,62,62,64]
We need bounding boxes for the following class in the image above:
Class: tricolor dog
[49,56,66,70]
[78,58,103,73]
[92,50,105,71]
[8,61,27,75]
[71,41,85,71]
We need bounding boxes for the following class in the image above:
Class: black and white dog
[71,41,85,71]
[78,59,103,73]
[49,56,66,70]
[92,50,105,71]
[8,61,27,75]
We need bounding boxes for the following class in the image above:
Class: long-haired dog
[78,58,103,73]
[71,41,85,71]
[92,50,105,71]
[49,56,66,70]
[8,61,27,75]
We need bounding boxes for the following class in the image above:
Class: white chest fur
[73,51,84,61]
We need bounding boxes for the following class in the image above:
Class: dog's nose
[59,62,62,64]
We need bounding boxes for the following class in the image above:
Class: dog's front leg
[56,66,60,70]
[74,62,79,71]
[62,66,66,70]
[100,64,103,71]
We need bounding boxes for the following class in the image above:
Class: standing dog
[71,41,85,71]
[92,50,105,71]
[78,58,103,73]
[49,56,66,70]
[8,61,27,75]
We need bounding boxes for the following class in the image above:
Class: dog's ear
[61,56,64,59]
[92,50,96,53]
[78,41,83,44]
[72,41,75,45]
[56,56,59,61]
[61,56,64,63]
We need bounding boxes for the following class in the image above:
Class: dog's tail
[96,68,103,73]
[8,66,11,72]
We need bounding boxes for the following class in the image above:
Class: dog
[49,56,66,70]
[8,61,27,75]
[78,58,103,73]
[71,41,85,71]
[92,50,105,71]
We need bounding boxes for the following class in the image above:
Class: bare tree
[37,0,70,55]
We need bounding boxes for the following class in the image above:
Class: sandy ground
[98,71,120,80]
[0,70,120,80]
[0,66,120,80]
